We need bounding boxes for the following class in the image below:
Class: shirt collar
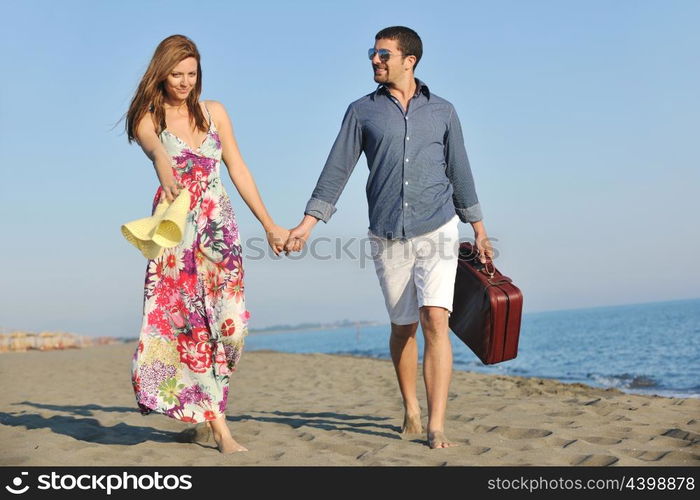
[372,78,431,100]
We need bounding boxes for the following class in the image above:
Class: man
[285,26,494,449]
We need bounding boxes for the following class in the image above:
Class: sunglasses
[367,48,402,62]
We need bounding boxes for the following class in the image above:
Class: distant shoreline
[108,320,388,343]
[247,321,387,336]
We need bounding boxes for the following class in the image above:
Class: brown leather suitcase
[449,241,523,364]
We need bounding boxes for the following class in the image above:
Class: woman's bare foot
[209,415,248,454]
[427,430,459,449]
[211,430,248,454]
[401,412,423,435]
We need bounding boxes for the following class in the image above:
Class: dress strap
[203,102,214,130]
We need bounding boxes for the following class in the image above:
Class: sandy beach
[0,341,698,466]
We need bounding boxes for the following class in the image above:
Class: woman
[125,34,288,453]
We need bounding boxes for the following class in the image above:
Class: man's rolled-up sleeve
[445,105,483,223]
[304,104,363,222]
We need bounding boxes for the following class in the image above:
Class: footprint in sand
[625,450,670,461]
[451,414,476,423]
[356,444,389,460]
[569,454,619,466]
[473,424,553,439]
[623,449,700,463]
[662,428,700,442]
[581,436,623,445]
[472,446,491,455]
[547,437,578,448]
[660,450,700,464]
[544,410,585,418]
[613,415,632,421]
[685,419,700,429]
[297,432,315,442]
[646,435,695,448]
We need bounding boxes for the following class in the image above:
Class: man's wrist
[301,214,320,229]
[470,219,486,235]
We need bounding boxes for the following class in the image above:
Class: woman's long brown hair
[125,34,207,143]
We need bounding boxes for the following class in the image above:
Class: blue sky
[1,0,698,336]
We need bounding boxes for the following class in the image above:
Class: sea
[245,298,700,399]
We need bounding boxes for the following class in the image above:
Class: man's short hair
[375,26,423,70]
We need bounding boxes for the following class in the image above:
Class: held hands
[284,225,311,254]
[283,215,318,255]
[265,223,290,256]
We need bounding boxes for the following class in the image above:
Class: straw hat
[121,189,191,260]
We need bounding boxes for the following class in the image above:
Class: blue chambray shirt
[304,78,483,240]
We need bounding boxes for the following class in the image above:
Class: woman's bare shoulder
[203,100,229,123]
[203,99,225,110]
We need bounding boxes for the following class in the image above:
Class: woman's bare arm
[208,100,288,254]
[134,114,182,203]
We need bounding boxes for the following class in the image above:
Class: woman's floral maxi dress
[131,103,249,424]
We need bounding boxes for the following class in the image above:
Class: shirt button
[404,181,409,185]
[404,202,408,207]
[404,116,408,120]
[406,136,410,141]
[405,158,409,162]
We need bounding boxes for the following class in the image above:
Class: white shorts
[368,215,460,325]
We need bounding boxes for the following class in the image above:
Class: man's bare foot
[212,430,248,454]
[427,430,459,449]
[401,413,423,435]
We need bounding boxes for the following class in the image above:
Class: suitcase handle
[458,242,496,278]
[482,259,495,278]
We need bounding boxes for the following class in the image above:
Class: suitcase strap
[486,276,512,287]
